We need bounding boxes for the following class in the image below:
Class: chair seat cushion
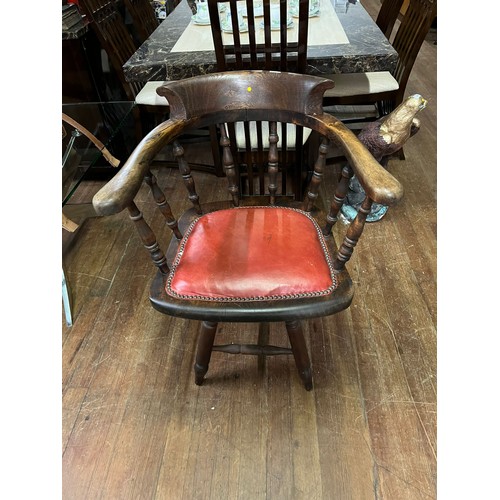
[135,81,169,106]
[166,207,337,301]
[323,72,399,97]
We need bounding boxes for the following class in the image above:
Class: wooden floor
[62,2,437,498]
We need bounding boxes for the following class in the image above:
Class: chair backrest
[93,71,403,279]
[207,0,310,73]
[376,0,405,40]
[78,0,144,100]
[391,0,436,104]
[206,0,312,199]
[123,0,159,44]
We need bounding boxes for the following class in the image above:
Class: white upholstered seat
[135,81,170,106]
[234,121,312,150]
[323,72,399,98]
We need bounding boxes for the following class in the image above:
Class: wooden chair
[123,0,160,44]
[207,0,313,199]
[78,0,170,134]
[92,70,403,390]
[376,0,405,40]
[322,0,436,119]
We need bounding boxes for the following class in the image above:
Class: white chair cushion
[323,72,399,97]
[135,81,169,106]
[234,121,312,150]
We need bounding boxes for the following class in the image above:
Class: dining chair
[92,70,404,390]
[322,0,436,122]
[375,0,405,40]
[77,0,170,135]
[123,0,160,44]
[206,0,313,199]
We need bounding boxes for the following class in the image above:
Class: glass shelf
[62,101,137,206]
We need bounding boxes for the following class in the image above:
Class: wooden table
[122,0,398,83]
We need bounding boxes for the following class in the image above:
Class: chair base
[194,320,313,390]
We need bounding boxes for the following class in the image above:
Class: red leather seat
[167,207,337,301]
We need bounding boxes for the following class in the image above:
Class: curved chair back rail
[93,71,403,216]
[92,70,405,390]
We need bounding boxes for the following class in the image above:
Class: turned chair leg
[285,320,313,391]
[194,321,218,385]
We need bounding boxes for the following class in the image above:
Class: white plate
[290,8,320,17]
[260,18,293,30]
[221,22,249,33]
[241,3,264,17]
[191,14,210,25]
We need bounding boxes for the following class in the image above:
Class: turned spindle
[173,140,202,215]
[127,201,169,274]
[144,171,182,239]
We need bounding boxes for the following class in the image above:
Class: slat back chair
[123,0,160,44]
[323,0,436,117]
[92,70,404,390]
[208,0,309,72]
[79,0,171,139]
[207,0,312,200]
[78,0,144,101]
[376,0,405,40]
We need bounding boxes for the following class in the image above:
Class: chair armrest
[316,113,404,206]
[92,119,186,216]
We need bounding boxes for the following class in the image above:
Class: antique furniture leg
[194,321,218,385]
[285,320,313,391]
[62,269,72,327]
[257,322,270,373]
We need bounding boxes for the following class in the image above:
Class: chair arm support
[92,119,186,216]
[313,114,404,206]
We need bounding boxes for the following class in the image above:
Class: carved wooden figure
[341,94,427,222]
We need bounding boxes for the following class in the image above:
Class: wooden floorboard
[62,0,437,496]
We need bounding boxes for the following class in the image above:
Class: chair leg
[62,268,72,327]
[257,322,270,373]
[194,321,218,385]
[285,320,313,391]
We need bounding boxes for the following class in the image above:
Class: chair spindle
[333,196,373,271]
[173,140,202,214]
[303,136,329,212]
[127,201,170,274]
[268,121,279,204]
[144,171,182,239]
[323,165,353,236]
[219,123,240,206]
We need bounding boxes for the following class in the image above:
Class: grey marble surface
[62,18,90,40]
[123,0,397,83]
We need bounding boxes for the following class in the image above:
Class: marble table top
[123,0,398,83]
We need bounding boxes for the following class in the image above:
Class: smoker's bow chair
[92,70,403,390]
